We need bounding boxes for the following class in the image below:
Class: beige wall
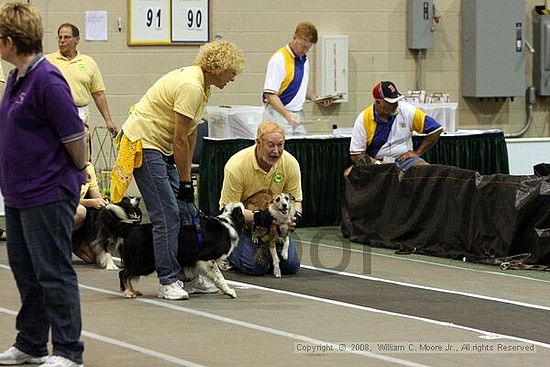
[2,0,549,138]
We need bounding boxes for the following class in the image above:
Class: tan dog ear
[288,193,295,201]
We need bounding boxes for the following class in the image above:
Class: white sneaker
[183,275,218,294]
[39,356,82,367]
[0,346,48,365]
[157,281,189,300]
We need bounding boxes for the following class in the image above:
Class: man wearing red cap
[349,81,442,170]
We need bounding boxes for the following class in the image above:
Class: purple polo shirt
[0,54,85,209]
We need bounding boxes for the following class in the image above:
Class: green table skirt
[199,132,509,227]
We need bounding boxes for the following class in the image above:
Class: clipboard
[307,93,345,103]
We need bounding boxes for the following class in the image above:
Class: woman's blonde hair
[0,2,43,55]
[256,121,285,140]
[195,40,245,76]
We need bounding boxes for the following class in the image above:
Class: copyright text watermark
[294,341,536,354]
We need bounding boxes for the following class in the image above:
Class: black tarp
[341,162,550,265]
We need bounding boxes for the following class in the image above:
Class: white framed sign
[128,0,209,45]
[171,0,209,43]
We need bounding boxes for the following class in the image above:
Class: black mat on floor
[225,268,550,344]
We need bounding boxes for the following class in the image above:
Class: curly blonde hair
[195,40,245,76]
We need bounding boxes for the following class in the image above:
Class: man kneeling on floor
[219,121,303,275]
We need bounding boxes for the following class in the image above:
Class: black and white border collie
[94,202,245,299]
[73,196,142,269]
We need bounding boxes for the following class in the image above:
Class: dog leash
[192,203,205,248]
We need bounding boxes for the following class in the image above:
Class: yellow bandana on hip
[110,133,143,203]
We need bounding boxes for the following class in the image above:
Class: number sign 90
[187,8,202,29]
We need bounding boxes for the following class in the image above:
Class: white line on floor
[0,264,428,367]
[80,331,206,367]
[90,257,550,341]
[77,283,431,367]
[297,239,550,284]
[300,264,550,312]
[226,280,550,350]
[87,258,550,349]
[0,305,206,367]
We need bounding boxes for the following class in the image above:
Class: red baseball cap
[372,81,404,103]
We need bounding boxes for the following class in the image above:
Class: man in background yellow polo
[46,23,117,137]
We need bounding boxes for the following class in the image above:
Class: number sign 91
[146,7,162,29]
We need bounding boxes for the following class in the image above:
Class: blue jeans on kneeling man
[228,230,300,276]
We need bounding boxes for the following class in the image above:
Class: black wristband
[180,182,193,189]
[177,181,194,203]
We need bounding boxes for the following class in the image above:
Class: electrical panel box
[407,0,434,49]
[461,0,525,98]
[315,35,348,102]
[533,15,550,96]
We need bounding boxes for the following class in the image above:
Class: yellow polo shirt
[0,62,5,83]
[45,51,105,107]
[80,164,99,199]
[219,145,303,209]
[121,66,210,154]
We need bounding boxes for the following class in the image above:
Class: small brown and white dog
[244,191,297,277]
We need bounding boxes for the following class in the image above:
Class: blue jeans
[5,188,83,364]
[228,230,301,275]
[397,156,427,170]
[133,149,196,285]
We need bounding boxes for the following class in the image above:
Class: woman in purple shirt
[0,3,87,367]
